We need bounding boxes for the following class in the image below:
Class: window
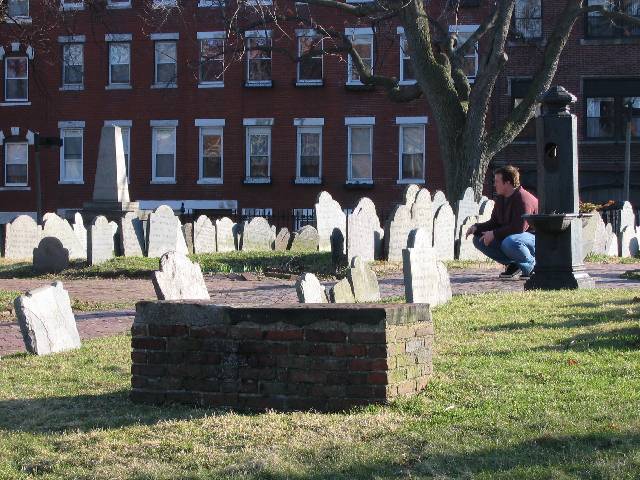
[396,119,427,183]
[510,78,536,141]
[245,31,272,86]
[399,34,415,83]
[513,0,542,40]
[152,126,176,182]
[61,0,83,10]
[245,121,272,182]
[199,34,224,85]
[153,0,177,7]
[199,126,223,183]
[297,32,323,84]
[8,0,29,17]
[199,0,224,6]
[154,41,177,85]
[63,44,83,87]
[107,0,131,7]
[60,127,83,182]
[587,97,616,138]
[295,119,323,183]
[5,57,28,101]
[587,0,640,38]
[346,117,374,183]
[4,142,28,186]
[292,208,315,230]
[346,28,373,85]
[109,42,130,86]
[624,97,640,137]
[584,78,640,139]
[449,25,478,82]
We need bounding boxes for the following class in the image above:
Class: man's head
[494,165,520,196]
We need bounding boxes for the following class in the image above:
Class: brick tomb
[131,302,433,411]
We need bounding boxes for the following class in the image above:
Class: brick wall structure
[130,302,433,411]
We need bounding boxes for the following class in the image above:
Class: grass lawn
[1,289,639,479]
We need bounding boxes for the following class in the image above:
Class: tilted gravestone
[215,217,236,252]
[455,187,479,242]
[241,217,274,251]
[290,225,319,251]
[88,215,115,265]
[14,281,81,355]
[33,237,69,273]
[605,224,619,256]
[403,228,451,306]
[384,204,413,262]
[347,256,380,302]
[72,212,87,258]
[315,191,346,253]
[147,205,184,258]
[295,273,328,303]
[4,215,41,260]
[120,211,145,257]
[274,228,291,251]
[432,203,455,261]
[347,197,381,264]
[193,215,216,254]
[182,222,195,255]
[151,251,210,300]
[42,213,84,260]
[329,277,356,303]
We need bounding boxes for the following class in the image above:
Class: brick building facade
[0,0,639,223]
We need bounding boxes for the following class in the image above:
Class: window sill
[105,84,132,90]
[345,180,374,189]
[60,5,85,11]
[58,180,84,185]
[581,37,640,46]
[197,178,223,185]
[151,83,178,89]
[244,81,273,88]
[244,177,271,184]
[0,186,30,191]
[199,1,225,6]
[3,16,32,24]
[397,179,425,185]
[198,82,224,88]
[294,177,322,184]
[150,179,177,184]
[345,83,375,92]
[107,3,132,8]
[0,101,31,106]
[60,85,84,91]
[399,80,417,85]
[295,80,323,87]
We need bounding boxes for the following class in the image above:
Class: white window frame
[397,28,416,85]
[4,56,28,102]
[244,118,273,183]
[345,27,373,86]
[104,120,131,182]
[296,29,323,85]
[4,141,28,187]
[198,0,225,6]
[153,0,177,7]
[245,30,272,87]
[396,117,428,184]
[345,116,375,184]
[196,118,225,184]
[107,0,131,8]
[294,118,323,184]
[107,40,131,88]
[151,121,177,184]
[449,24,479,83]
[58,122,85,184]
[153,40,178,87]
[6,0,31,21]
[60,0,84,10]
[198,31,225,88]
[62,43,84,89]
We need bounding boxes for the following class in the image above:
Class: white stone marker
[295,273,328,303]
[315,191,346,253]
[151,251,210,300]
[4,215,41,260]
[88,215,115,265]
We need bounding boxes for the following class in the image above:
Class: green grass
[585,253,640,264]
[1,289,639,479]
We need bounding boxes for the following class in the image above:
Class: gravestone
[33,237,69,273]
[275,228,291,251]
[193,215,216,254]
[384,204,413,262]
[581,211,599,259]
[182,222,195,255]
[605,224,619,256]
[455,187,479,241]
[295,273,328,303]
[4,215,41,260]
[42,213,84,260]
[88,215,115,265]
[120,212,145,257]
[151,251,210,300]
[241,217,274,251]
[347,197,380,264]
[403,228,452,306]
[592,214,607,255]
[478,199,495,223]
[411,188,433,236]
[315,191,346,253]
[347,256,380,302]
[14,281,81,355]
[233,223,242,250]
[619,225,636,257]
[72,212,87,257]
[433,203,455,261]
[620,201,635,233]
[431,190,447,213]
[457,216,487,261]
[328,277,356,303]
[175,218,189,255]
[147,205,182,258]
[290,225,319,251]
[403,184,421,208]
[216,217,236,252]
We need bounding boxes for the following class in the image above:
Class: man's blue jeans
[472,232,536,275]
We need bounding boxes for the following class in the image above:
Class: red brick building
[0,0,639,224]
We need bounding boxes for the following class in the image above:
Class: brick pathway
[1,263,638,356]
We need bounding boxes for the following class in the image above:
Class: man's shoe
[499,263,521,278]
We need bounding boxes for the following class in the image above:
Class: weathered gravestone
[290,225,319,251]
[432,203,455,261]
[120,211,145,256]
[592,214,607,255]
[403,228,452,306]
[182,222,195,255]
[404,184,421,206]
[4,215,41,260]
[275,228,291,251]
[151,251,210,300]
[478,199,495,223]
[42,213,84,260]
[457,216,488,261]
[347,256,380,302]
[581,211,600,259]
[620,201,635,233]
[216,217,236,252]
[193,215,216,254]
[72,212,87,257]
[33,237,69,273]
[431,190,447,213]
[605,224,619,256]
[411,188,433,235]
[147,205,186,258]
[14,281,80,355]
[88,215,115,265]
[385,204,413,262]
[241,217,274,251]
[619,225,637,257]
[347,197,380,264]
[315,191,346,253]
[328,277,356,303]
[455,187,479,241]
[295,273,328,303]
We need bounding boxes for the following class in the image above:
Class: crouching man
[466,165,539,278]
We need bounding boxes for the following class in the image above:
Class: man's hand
[481,230,495,246]
[466,224,477,237]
